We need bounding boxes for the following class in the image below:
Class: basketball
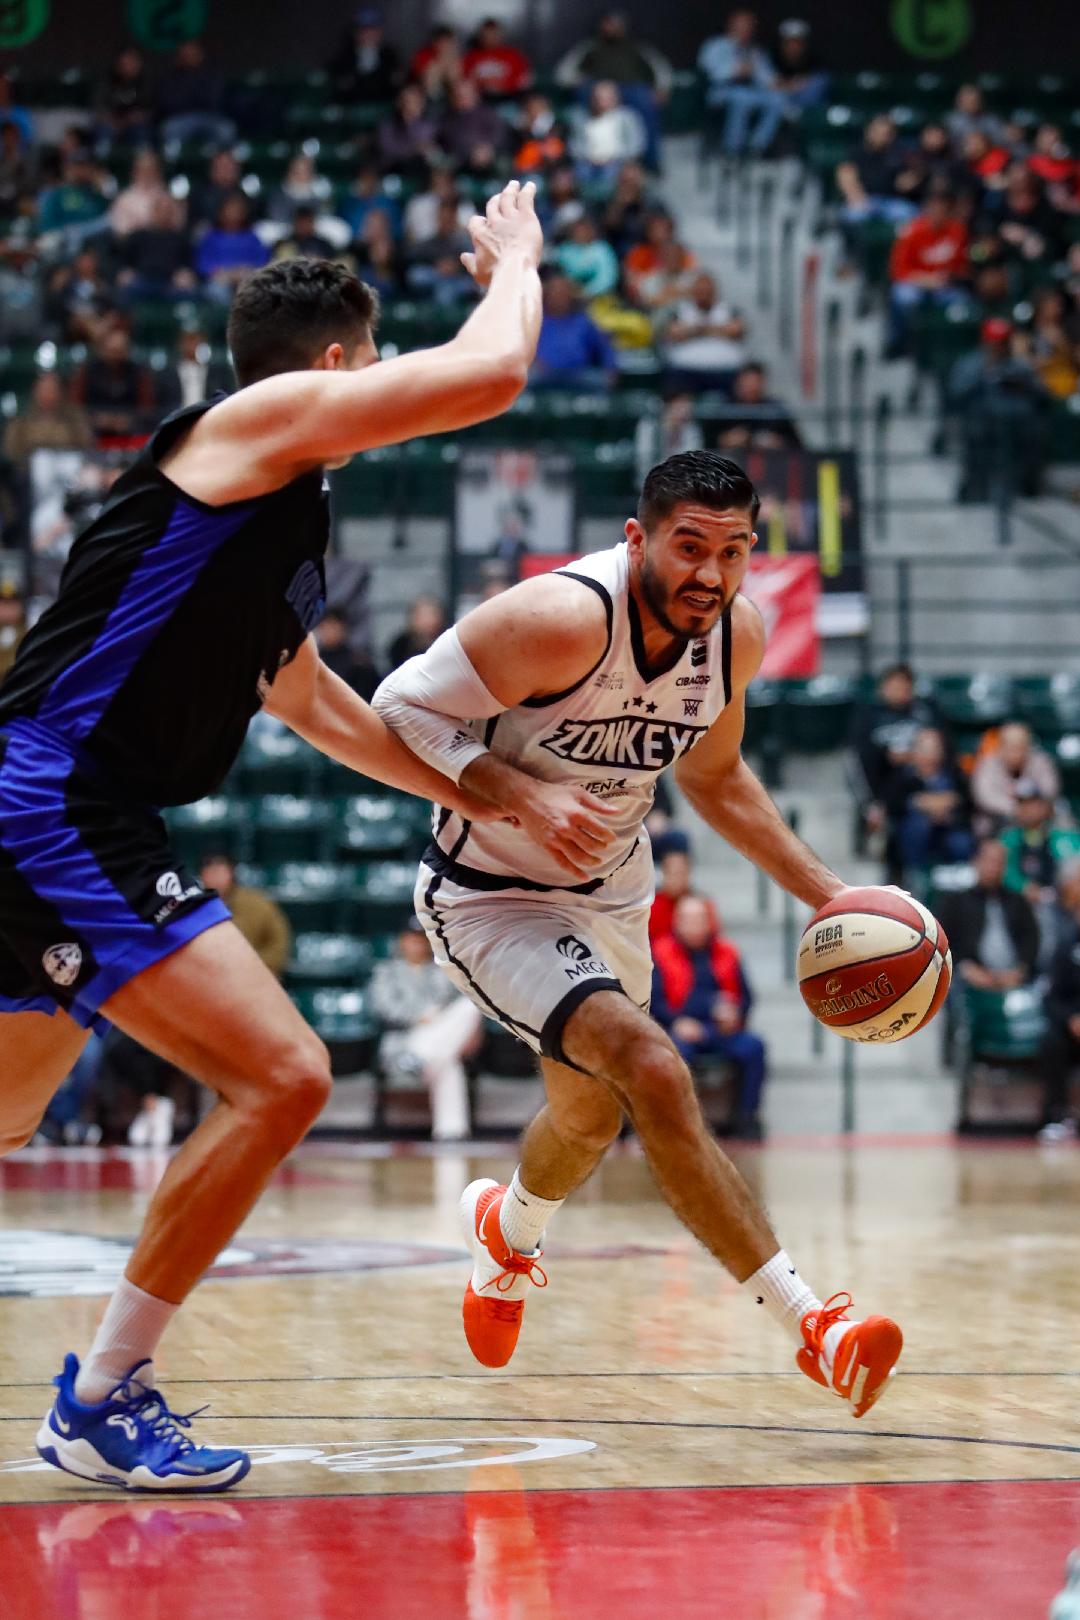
[797,887,953,1044]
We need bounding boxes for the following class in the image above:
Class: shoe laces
[481,1251,548,1298]
[804,1291,853,1356]
[116,1374,209,1457]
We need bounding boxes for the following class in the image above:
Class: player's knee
[262,1037,333,1134]
[0,1119,38,1157]
[556,1093,624,1154]
[624,1039,696,1124]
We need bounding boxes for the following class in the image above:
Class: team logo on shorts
[42,943,82,987]
[156,872,184,900]
[153,870,204,926]
[556,935,592,961]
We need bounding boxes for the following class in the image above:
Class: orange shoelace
[481,1252,549,1297]
[804,1291,853,1355]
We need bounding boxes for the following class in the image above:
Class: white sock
[499,1169,563,1255]
[742,1249,822,1345]
[74,1277,178,1403]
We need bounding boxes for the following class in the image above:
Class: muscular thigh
[0,1008,90,1144]
[101,920,324,1103]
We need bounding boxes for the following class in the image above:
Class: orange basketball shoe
[797,1293,903,1419]
[460,1179,548,1369]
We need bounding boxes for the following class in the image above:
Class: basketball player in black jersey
[5,179,616,1491]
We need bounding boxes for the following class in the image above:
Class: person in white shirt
[663,272,747,393]
[571,81,646,186]
[697,10,783,157]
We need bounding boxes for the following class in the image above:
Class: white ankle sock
[499,1169,563,1254]
[742,1249,822,1345]
[74,1277,178,1403]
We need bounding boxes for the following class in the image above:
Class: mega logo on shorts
[556,934,611,981]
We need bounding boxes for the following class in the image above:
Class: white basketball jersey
[426,543,732,892]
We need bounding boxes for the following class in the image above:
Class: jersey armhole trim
[721,602,733,707]
[519,572,614,710]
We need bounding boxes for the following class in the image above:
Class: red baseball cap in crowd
[981,317,1012,342]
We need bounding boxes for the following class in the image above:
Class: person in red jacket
[886,185,969,357]
[464,18,533,98]
[651,893,767,1138]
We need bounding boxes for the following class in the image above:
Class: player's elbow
[485,354,528,411]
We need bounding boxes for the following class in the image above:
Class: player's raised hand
[461,179,543,288]
[515,780,620,878]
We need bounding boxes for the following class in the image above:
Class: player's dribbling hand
[517,781,620,878]
[461,179,543,288]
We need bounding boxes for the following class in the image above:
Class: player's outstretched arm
[372,574,620,877]
[674,597,844,910]
[202,181,543,487]
[264,635,497,819]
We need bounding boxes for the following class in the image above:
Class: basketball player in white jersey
[373,451,903,1417]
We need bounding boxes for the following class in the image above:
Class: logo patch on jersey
[555,935,611,982]
[593,671,624,692]
[42,944,82,987]
[690,641,708,667]
[682,698,702,718]
[285,559,326,634]
[583,777,628,798]
[539,714,706,772]
[675,674,711,688]
[556,935,592,961]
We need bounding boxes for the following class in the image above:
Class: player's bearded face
[639,541,731,641]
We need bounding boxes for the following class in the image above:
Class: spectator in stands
[557,11,670,173]
[556,213,620,299]
[635,391,703,486]
[652,893,767,1139]
[328,7,402,103]
[635,235,699,315]
[157,37,235,149]
[44,245,114,343]
[962,130,1012,198]
[1000,780,1080,959]
[649,847,695,943]
[114,197,198,304]
[342,162,402,242]
[697,10,783,159]
[154,326,234,413]
[624,210,683,297]
[851,663,943,851]
[108,150,182,238]
[36,148,110,245]
[995,169,1063,265]
[97,45,155,148]
[886,185,969,358]
[272,205,349,268]
[406,198,474,303]
[0,120,34,216]
[663,271,746,394]
[836,115,915,233]
[897,123,970,206]
[971,259,1014,321]
[531,271,617,389]
[884,724,973,878]
[1026,123,1078,199]
[0,71,33,150]
[1022,287,1080,399]
[195,192,269,301]
[971,720,1060,835]
[409,25,464,100]
[353,209,403,298]
[1039,858,1080,1140]
[463,18,533,98]
[402,167,468,248]
[538,164,587,238]
[370,919,481,1141]
[772,19,828,120]
[314,609,380,702]
[190,147,243,229]
[377,84,441,179]
[2,370,92,461]
[198,855,292,979]
[947,84,1003,150]
[571,81,646,188]
[387,594,446,671]
[438,77,509,171]
[267,152,334,226]
[69,322,156,442]
[513,92,567,176]
[602,160,652,256]
[715,361,801,451]
[941,837,1039,990]
[0,584,26,682]
[948,319,1050,500]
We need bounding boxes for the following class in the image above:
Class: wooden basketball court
[1,1134,1078,1617]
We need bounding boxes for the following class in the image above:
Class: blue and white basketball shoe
[37,1354,250,1492]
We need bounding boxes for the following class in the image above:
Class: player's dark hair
[227,258,379,387]
[638,450,760,530]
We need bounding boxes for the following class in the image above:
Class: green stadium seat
[251,795,339,863]
[286,933,379,988]
[234,727,315,796]
[932,675,1016,752]
[265,862,359,932]
[353,860,419,932]
[1016,674,1080,743]
[1055,735,1080,804]
[338,795,418,860]
[962,984,1047,1062]
[290,986,377,1074]
[781,676,857,753]
[166,797,253,865]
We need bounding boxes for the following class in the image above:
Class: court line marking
[2,1412,1077,1458]
[3,1474,1080,1509]
[2,1369,1078,1389]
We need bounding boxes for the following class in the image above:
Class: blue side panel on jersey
[37,496,254,740]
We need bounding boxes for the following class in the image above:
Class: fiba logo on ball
[41,943,82,987]
[797,887,952,1044]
